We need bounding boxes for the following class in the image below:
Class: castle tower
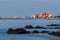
[38,11,43,18]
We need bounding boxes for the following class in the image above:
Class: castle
[32,12,52,18]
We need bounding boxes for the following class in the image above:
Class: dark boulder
[55,27,60,29]
[26,31,30,33]
[32,30,39,33]
[35,26,43,29]
[41,30,50,33]
[48,31,60,36]
[47,24,60,26]
[7,28,27,34]
[14,28,27,34]
[25,25,33,29]
[7,28,14,34]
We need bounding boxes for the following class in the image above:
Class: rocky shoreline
[7,24,60,37]
[25,25,60,29]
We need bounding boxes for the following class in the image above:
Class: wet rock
[32,30,39,33]
[26,31,30,33]
[35,26,43,29]
[41,30,50,33]
[25,25,33,29]
[14,28,27,34]
[7,28,15,34]
[55,27,60,29]
[48,31,60,36]
[7,28,28,34]
[47,24,60,26]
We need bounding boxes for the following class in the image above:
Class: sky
[0,0,60,17]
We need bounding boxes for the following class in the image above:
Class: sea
[0,0,60,40]
[0,20,60,40]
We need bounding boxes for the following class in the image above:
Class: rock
[41,30,50,33]
[7,28,28,34]
[47,24,60,26]
[7,28,14,34]
[14,28,27,34]
[35,26,43,29]
[25,25,33,29]
[32,30,39,33]
[48,31,60,36]
[55,27,60,29]
[26,31,30,33]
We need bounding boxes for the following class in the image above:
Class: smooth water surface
[0,20,60,40]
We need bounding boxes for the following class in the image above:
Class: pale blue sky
[0,0,60,17]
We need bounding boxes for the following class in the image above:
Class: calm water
[0,0,60,40]
[0,20,60,40]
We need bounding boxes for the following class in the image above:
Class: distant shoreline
[0,18,60,20]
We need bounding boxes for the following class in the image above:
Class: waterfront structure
[32,12,52,18]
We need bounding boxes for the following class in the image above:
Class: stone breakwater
[7,25,60,37]
[7,28,50,34]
